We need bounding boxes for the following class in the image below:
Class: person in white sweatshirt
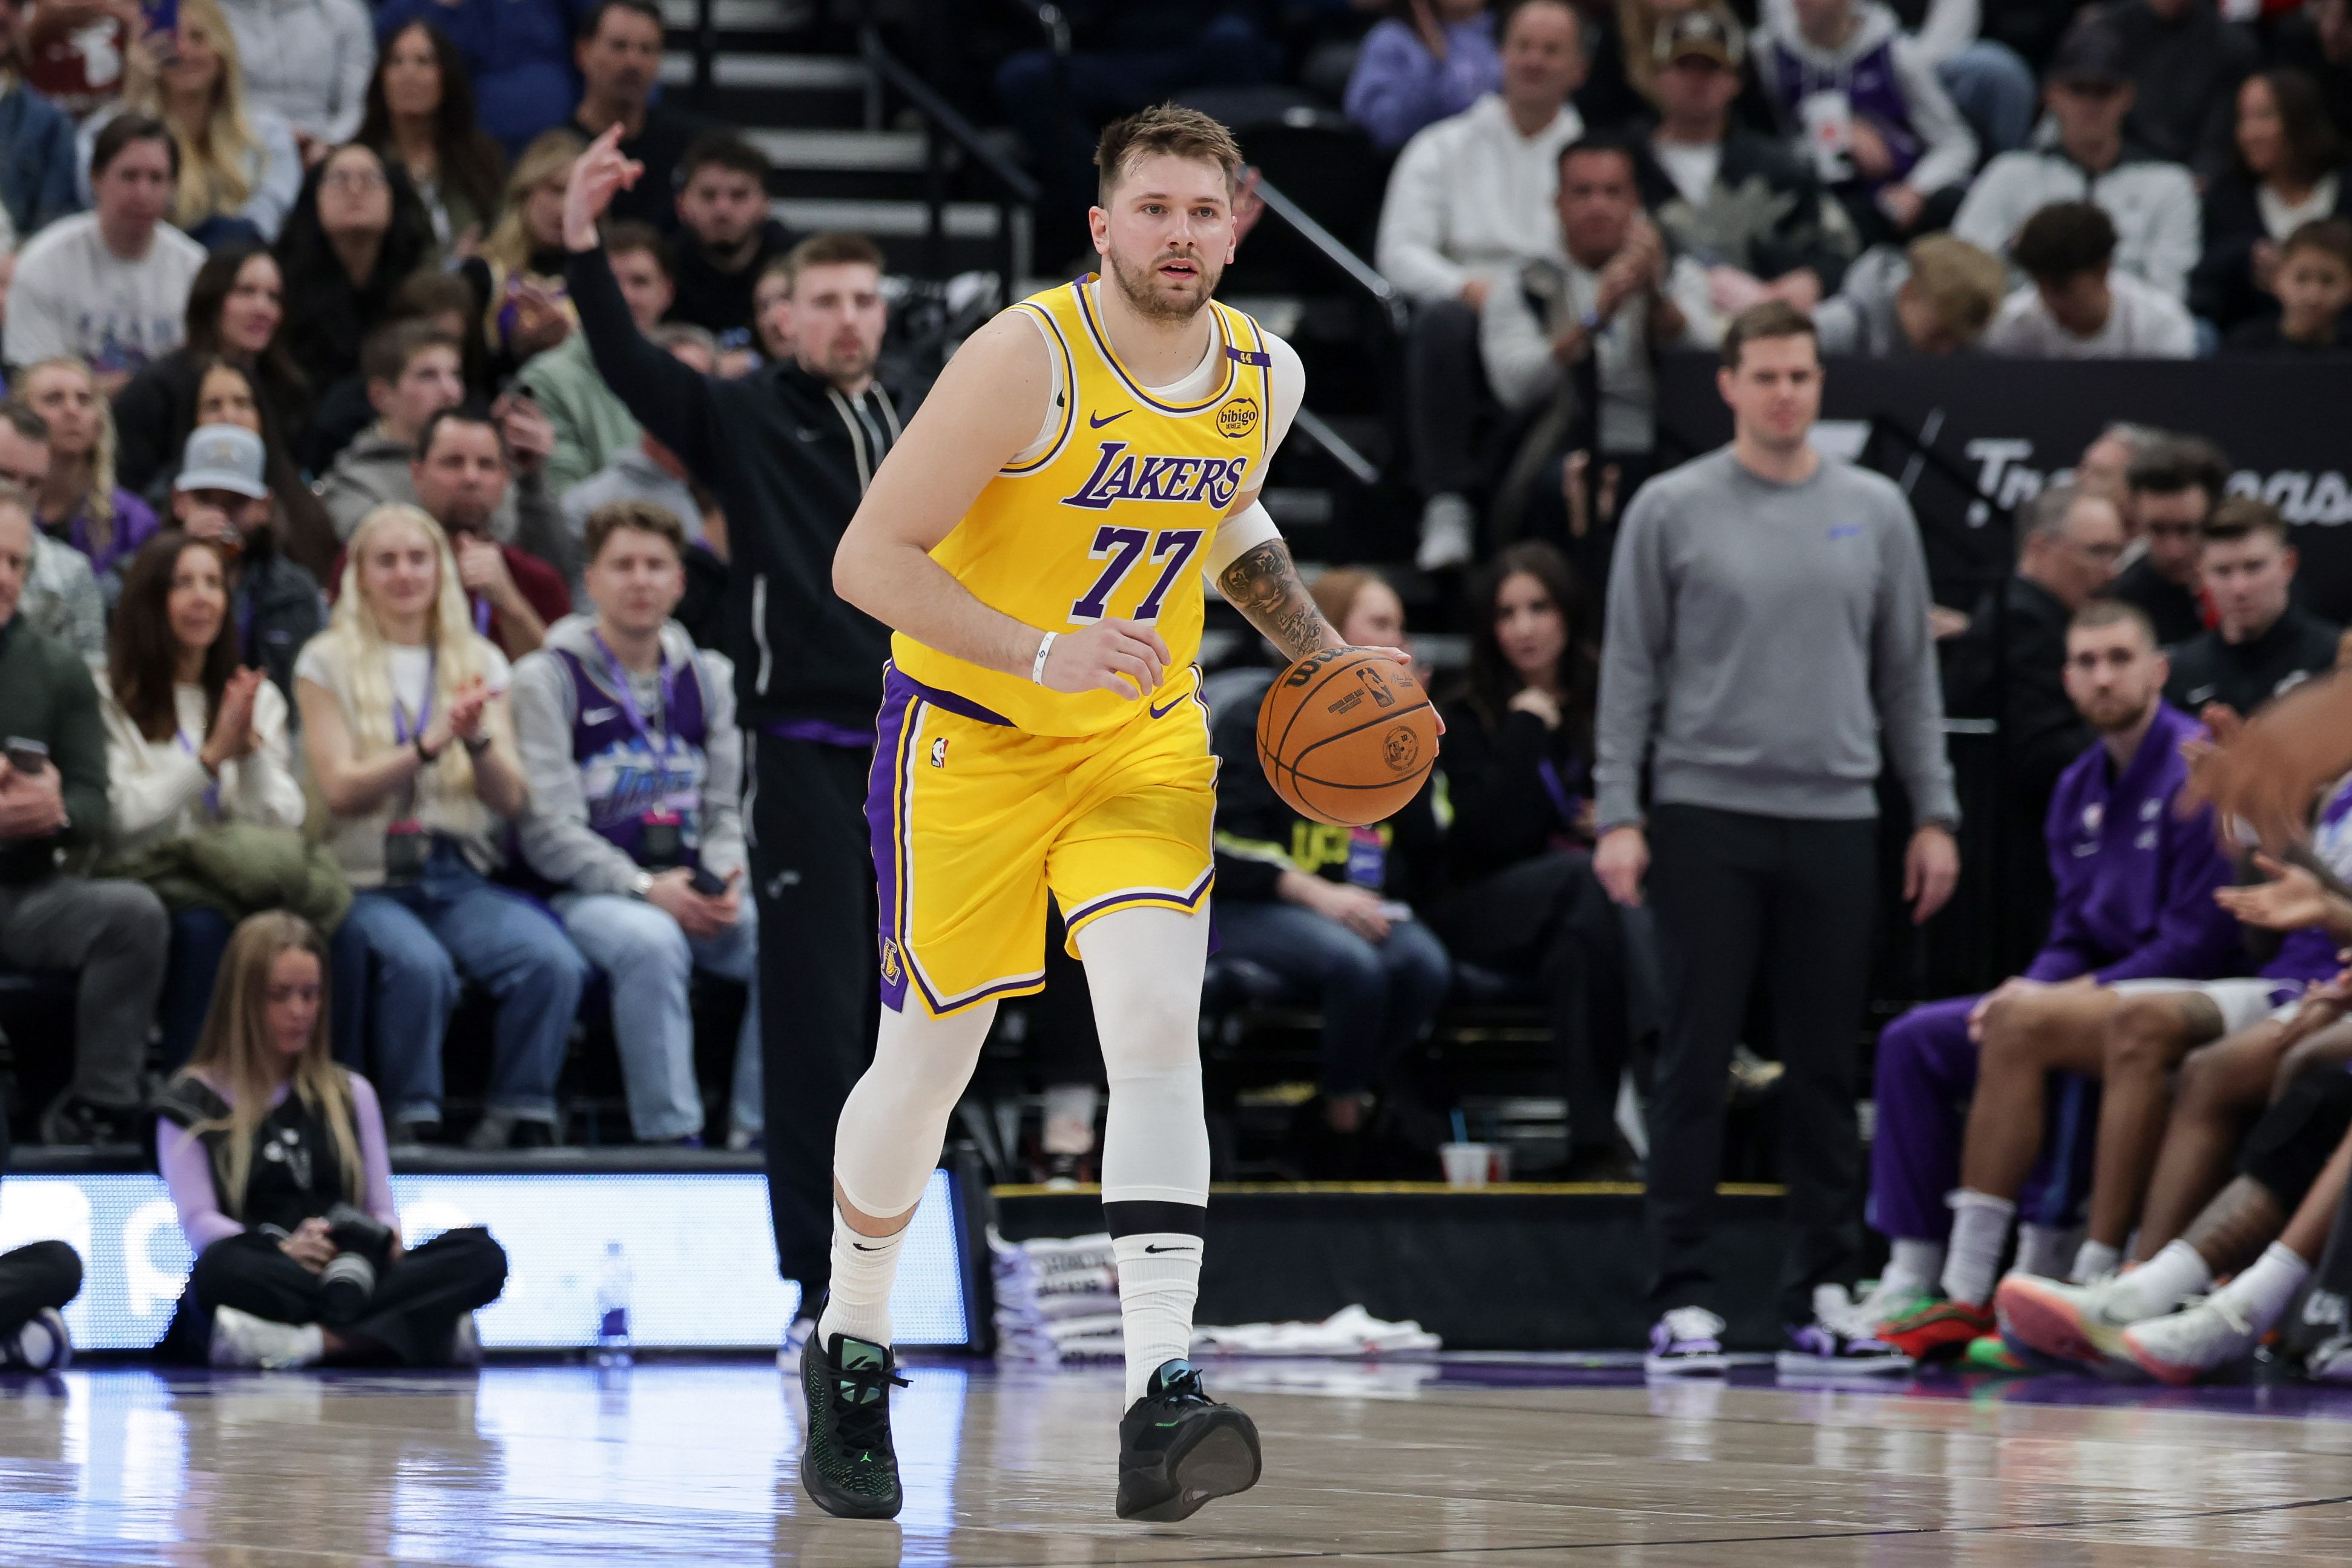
[1374,0,1587,570]
[96,528,306,1068]
[1981,200,2198,358]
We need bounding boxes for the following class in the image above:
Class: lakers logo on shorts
[879,937,904,985]
[1216,396,1260,440]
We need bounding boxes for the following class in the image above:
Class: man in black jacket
[565,137,900,1343]
[2164,497,2340,721]
[1943,483,2125,972]
[2110,433,2224,648]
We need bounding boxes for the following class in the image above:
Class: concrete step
[772,196,1027,276]
[662,51,873,129]
[659,0,813,30]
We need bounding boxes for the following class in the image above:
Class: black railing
[859,26,1038,289]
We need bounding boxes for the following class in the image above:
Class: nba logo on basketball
[1383,725,1420,772]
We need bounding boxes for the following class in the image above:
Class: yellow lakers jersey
[891,277,1274,736]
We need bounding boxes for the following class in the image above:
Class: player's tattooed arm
[1219,539,1342,663]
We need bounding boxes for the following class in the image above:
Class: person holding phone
[510,500,759,1148]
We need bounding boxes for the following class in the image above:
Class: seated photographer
[155,911,508,1369]
[1210,569,1451,1174]
[96,529,319,1071]
[1427,542,1650,1179]
[298,503,588,1150]
[511,502,760,1148]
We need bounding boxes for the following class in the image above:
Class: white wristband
[1030,630,1057,685]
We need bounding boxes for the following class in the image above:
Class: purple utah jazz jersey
[553,648,712,865]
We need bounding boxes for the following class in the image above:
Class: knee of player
[2103,998,2187,1075]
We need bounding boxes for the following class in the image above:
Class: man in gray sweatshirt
[1594,301,1960,1378]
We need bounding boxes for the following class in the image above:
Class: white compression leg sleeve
[1076,906,1213,1402]
[817,997,996,1347]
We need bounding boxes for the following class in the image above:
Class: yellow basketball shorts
[865,662,1217,1016]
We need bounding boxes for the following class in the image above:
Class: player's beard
[1107,245,1219,324]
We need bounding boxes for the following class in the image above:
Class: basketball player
[570,105,1386,1521]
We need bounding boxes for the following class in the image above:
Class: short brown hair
[2070,597,2156,647]
[362,320,460,387]
[2281,216,2352,272]
[2203,495,2290,549]
[1720,300,1818,370]
[1904,234,2006,343]
[1095,103,1243,206]
[776,232,886,295]
[584,499,687,564]
[604,220,673,278]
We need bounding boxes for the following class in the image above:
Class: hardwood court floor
[4,1357,2352,1565]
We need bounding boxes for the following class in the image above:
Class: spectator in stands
[1952,18,2201,301]
[0,403,100,660]
[2193,71,2352,333]
[1982,201,2196,358]
[2273,0,2352,147]
[1753,0,1977,245]
[1212,568,1451,1176]
[298,502,584,1148]
[2165,496,2338,721]
[513,499,760,1148]
[399,403,570,657]
[7,117,206,387]
[302,268,492,475]
[96,527,312,1068]
[749,259,791,363]
[562,322,711,550]
[1759,0,2039,157]
[1429,542,1649,1179]
[2226,217,2352,355]
[23,356,156,596]
[1345,0,1503,154]
[2073,421,2156,518]
[0,479,170,1146]
[114,243,305,497]
[154,911,509,1368]
[166,420,326,705]
[1596,303,1958,1375]
[1813,232,2007,355]
[318,323,466,539]
[1374,0,1589,569]
[360,21,505,259]
[1634,12,1856,316]
[375,0,573,156]
[2113,434,2225,647]
[214,0,372,156]
[0,0,79,239]
[274,143,437,393]
[1943,483,2124,971]
[570,134,903,1340]
[0,1113,81,1371]
[1867,599,2240,1362]
[77,0,301,245]
[518,220,665,497]
[22,0,136,119]
[2110,0,2257,187]
[478,129,582,366]
[667,132,792,346]
[1480,135,1715,555]
[572,0,696,234]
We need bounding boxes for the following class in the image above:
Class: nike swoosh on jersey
[1089,409,1131,428]
[1148,691,1190,719]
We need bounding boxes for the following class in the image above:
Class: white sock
[1043,1083,1101,1156]
[1941,1190,2017,1306]
[292,1323,326,1366]
[2212,1242,2312,1332]
[1113,1233,1201,1404]
[815,1203,909,1350]
[2120,1238,2215,1318]
[2072,1239,2123,1283]
[2014,1222,2075,1281]
[1888,1238,1946,1294]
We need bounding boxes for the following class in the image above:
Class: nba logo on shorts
[931,737,948,768]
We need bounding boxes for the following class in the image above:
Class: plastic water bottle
[595,1239,634,1367]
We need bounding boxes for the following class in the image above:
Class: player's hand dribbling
[564,124,643,252]
[1041,619,1171,700]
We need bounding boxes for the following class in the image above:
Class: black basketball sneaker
[799,1332,909,1519]
[1115,1359,1262,1521]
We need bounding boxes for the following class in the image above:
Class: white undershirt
[2259,174,2340,242]
[1653,140,1724,210]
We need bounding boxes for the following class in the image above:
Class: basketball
[1255,647,1440,826]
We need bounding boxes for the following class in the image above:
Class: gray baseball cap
[176,424,269,499]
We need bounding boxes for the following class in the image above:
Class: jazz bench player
[582,104,1390,1522]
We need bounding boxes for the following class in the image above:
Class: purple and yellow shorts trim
[864,662,1216,1016]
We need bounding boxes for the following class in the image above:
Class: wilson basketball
[1255,647,1440,827]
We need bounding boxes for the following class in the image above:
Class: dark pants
[749,732,878,1300]
[183,1226,507,1366]
[0,1240,82,1338]
[160,908,234,1070]
[1215,901,1452,1097]
[1644,805,1878,1325]
[1429,849,1658,1162]
[1405,298,1495,502]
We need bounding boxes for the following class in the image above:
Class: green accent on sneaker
[798,1335,908,1520]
